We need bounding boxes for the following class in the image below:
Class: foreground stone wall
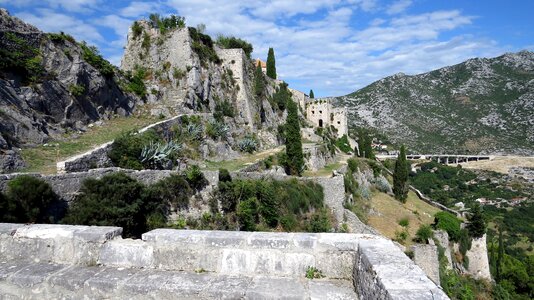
[0,223,448,299]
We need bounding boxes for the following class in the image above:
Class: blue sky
[1,0,532,97]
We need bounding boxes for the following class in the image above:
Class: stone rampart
[0,223,449,299]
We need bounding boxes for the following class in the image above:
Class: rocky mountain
[334,51,534,155]
[0,9,144,171]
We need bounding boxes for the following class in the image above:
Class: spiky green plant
[238,137,258,153]
[140,140,182,169]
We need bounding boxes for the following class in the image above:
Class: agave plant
[186,123,203,141]
[207,120,230,140]
[237,137,258,153]
[140,140,183,169]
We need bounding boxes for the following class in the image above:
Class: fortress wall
[0,223,448,299]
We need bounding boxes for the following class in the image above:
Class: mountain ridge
[334,50,534,155]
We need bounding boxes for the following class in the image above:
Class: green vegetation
[237,136,258,153]
[393,145,409,202]
[414,224,433,243]
[335,134,352,154]
[213,99,235,122]
[131,21,143,38]
[141,32,151,52]
[68,84,85,97]
[0,176,58,223]
[79,42,114,77]
[188,27,220,65]
[47,32,76,44]
[305,266,324,279]
[125,66,148,98]
[357,131,374,159]
[0,32,45,84]
[213,177,326,231]
[272,82,291,111]
[433,211,462,241]
[254,61,265,98]
[466,204,486,238]
[266,47,276,79]
[309,89,314,98]
[108,129,162,170]
[148,14,186,34]
[216,35,253,58]
[284,96,304,176]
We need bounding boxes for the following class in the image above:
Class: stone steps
[0,260,357,299]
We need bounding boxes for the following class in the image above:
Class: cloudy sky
[2,0,532,97]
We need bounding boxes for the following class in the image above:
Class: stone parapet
[0,224,449,299]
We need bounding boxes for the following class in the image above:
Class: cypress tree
[254,61,264,97]
[285,98,304,175]
[467,204,486,238]
[309,89,314,98]
[393,145,409,202]
[266,47,276,79]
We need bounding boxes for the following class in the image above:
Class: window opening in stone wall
[319,119,323,127]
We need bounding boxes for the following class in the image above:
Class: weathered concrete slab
[309,280,358,300]
[0,224,24,235]
[245,276,309,299]
[8,262,64,287]
[98,239,154,268]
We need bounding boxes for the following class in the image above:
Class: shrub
[238,137,258,153]
[433,211,462,241]
[48,32,76,44]
[4,175,58,223]
[307,208,331,233]
[398,217,410,227]
[395,229,409,243]
[108,129,161,170]
[79,42,114,77]
[415,224,433,243]
[272,82,290,110]
[218,168,232,183]
[214,100,235,121]
[237,197,258,231]
[186,123,203,141]
[68,84,85,97]
[172,67,185,79]
[188,27,220,64]
[0,32,45,84]
[63,173,148,237]
[145,174,192,210]
[347,158,359,173]
[215,35,253,58]
[149,13,186,34]
[126,66,148,98]
[131,21,143,39]
[466,204,486,238]
[141,33,151,52]
[184,165,208,191]
[335,135,352,153]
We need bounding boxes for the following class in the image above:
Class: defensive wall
[0,223,448,299]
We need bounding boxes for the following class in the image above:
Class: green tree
[309,89,314,98]
[357,131,374,159]
[497,229,504,281]
[273,82,290,110]
[393,145,409,202]
[415,224,433,243]
[466,204,486,238]
[63,173,148,238]
[266,47,276,79]
[254,61,265,97]
[237,197,258,231]
[5,175,58,223]
[284,98,304,176]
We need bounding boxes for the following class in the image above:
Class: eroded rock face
[0,9,142,172]
[120,21,288,152]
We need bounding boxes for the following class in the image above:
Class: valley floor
[459,155,534,174]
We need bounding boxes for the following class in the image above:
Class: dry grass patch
[367,190,441,248]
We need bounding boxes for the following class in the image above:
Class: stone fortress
[305,98,348,138]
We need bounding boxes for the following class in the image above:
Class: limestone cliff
[0,9,143,172]
[121,20,287,150]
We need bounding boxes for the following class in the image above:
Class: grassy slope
[21,115,158,174]
[367,190,442,247]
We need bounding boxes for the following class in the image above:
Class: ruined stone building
[305,98,348,138]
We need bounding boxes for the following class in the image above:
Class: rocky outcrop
[335,51,534,155]
[0,9,143,172]
[120,21,286,150]
[465,234,492,280]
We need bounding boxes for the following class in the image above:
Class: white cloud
[15,9,103,43]
[386,0,412,15]
[45,0,101,13]
[119,2,162,18]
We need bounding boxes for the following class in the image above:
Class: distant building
[254,59,267,74]
[304,98,348,138]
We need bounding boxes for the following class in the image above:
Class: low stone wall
[411,244,440,284]
[0,168,219,203]
[0,223,449,299]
